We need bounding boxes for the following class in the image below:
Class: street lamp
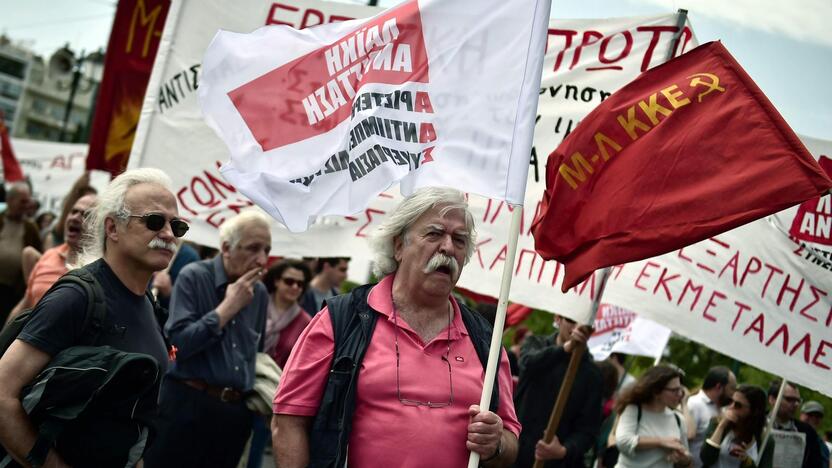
[49,45,100,142]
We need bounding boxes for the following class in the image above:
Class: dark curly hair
[263,259,311,296]
[615,364,685,414]
[729,384,768,444]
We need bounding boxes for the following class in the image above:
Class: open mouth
[434,265,452,276]
[66,224,82,236]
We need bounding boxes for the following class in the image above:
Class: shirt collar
[212,255,229,288]
[368,274,467,339]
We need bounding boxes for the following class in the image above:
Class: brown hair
[615,364,685,414]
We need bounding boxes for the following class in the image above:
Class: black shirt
[513,333,603,468]
[19,258,168,373]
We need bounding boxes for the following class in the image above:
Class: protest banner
[129,0,697,318]
[587,304,671,361]
[601,216,832,396]
[11,139,110,215]
[199,0,548,232]
[87,0,170,175]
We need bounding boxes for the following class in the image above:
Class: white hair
[78,168,173,266]
[218,209,271,249]
[368,187,476,278]
[5,181,30,200]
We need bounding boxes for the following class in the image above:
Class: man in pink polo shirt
[272,187,520,467]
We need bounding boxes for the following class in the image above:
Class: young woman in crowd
[263,259,312,368]
[614,364,692,468]
[699,384,773,468]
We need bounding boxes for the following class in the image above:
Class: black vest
[308,284,500,468]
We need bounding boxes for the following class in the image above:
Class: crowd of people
[0,171,829,468]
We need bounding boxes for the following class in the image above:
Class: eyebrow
[425,224,469,237]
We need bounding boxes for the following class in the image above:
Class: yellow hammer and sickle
[687,73,726,102]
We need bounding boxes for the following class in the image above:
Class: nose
[438,233,455,256]
[157,220,176,241]
[255,249,268,267]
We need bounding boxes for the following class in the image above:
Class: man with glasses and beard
[144,210,271,468]
[768,380,823,468]
[273,187,520,468]
[0,168,185,467]
[686,366,736,468]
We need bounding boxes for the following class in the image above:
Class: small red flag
[0,112,24,183]
[532,41,832,292]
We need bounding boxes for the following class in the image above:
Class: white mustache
[148,237,178,254]
[423,253,459,279]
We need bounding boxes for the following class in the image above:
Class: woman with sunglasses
[262,259,313,368]
[614,364,692,468]
[699,384,774,468]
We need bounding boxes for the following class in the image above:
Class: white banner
[601,217,832,396]
[587,304,672,361]
[11,138,110,215]
[130,0,697,317]
[199,0,549,231]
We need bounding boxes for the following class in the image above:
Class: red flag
[0,112,24,183]
[532,41,832,292]
[86,0,170,175]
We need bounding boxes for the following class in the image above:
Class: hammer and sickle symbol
[687,73,726,102]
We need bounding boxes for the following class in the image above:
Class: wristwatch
[481,438,503,464]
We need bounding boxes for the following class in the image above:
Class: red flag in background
[532,41,832,292]
[0,112,24,182]
[86,0,170,175]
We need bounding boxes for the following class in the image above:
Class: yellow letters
[558,152,594,190]
[594,132,622,161]
[637,93,673,126]
[127,0,164,58]
[660,85,691,109]
[616,107,651,141]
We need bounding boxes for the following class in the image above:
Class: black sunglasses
[127,213,189,238]
[280,277,305,288]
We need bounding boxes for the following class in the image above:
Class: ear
[221,240,231,256]
[393,235,405,262]
[104,216,119,243]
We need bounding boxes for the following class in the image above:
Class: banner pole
[531,267,612,468]
[757,378,787,464]
[467,204,523,468]
[667,9,689,60]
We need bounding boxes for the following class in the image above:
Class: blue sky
[2,0,829,139]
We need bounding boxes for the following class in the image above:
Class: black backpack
[0,267,169,357]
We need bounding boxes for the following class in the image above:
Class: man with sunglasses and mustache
[0,168,185,468]
[144,210,271,468]
[273,187,521,468]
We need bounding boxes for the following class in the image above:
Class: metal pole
[666,9,689,61]
[59,50,86,142]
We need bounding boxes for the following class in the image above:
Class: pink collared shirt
[274,275,521,467]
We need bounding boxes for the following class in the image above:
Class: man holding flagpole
[272,187,520,467]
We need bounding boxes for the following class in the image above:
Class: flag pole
[467,204,523,468]
[532,267,612,468]
[668,9,689,60]
[758,378,787,464]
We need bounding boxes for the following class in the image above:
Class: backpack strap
[57,269,108,346]
[145,290,172,352]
